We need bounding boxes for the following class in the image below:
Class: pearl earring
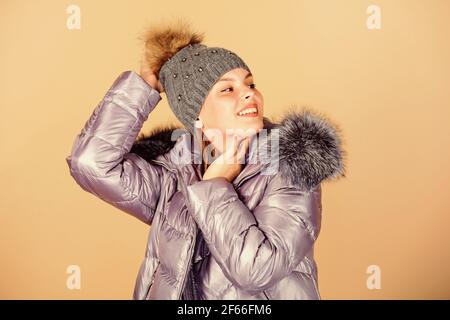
[195,118,204,129]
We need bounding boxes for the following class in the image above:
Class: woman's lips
[237,104,259,117]
[237,110,259,117]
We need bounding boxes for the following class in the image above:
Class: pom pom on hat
[138,18,205,77]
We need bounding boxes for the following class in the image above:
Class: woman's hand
[202,134,250,183]
[139,52,164,93]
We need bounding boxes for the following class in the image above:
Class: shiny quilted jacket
[66,71,345,300]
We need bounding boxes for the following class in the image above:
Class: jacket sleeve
[65,70,163,226]
[185,174,322,294]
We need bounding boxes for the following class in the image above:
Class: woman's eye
[221,83,256,93]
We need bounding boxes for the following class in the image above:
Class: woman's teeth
[238,107,258,116]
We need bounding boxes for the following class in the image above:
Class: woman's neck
[201,140,212,174]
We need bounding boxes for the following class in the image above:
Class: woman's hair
[138,18,205,76]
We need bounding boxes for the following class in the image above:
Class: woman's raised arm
[66,70,163,225]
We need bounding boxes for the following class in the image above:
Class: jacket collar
[130,107,346,191]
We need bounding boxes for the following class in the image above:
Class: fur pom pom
[138,18,205,76]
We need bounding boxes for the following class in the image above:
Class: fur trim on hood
[130,106,347,191]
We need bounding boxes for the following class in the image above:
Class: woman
[66,20,346,300]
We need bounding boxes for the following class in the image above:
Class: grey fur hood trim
[275,107,346,191]
[130,106,346,191]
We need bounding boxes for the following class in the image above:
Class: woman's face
[198,68,264,150]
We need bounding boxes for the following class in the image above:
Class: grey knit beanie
[158,43,251,136]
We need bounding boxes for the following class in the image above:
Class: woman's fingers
[139,50,164,93]
[221,134,247,164]
[236,136,249,163]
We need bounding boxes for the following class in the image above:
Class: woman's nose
[242,89,255,100]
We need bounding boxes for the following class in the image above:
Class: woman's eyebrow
[218,72,253,82]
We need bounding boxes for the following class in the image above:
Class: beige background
[1,0,449,299]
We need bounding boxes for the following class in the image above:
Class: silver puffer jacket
[66,71,345,300]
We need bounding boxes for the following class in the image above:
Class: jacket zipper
[150,159,199,300]
[176,166,198,300]
[177,222,197,300]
